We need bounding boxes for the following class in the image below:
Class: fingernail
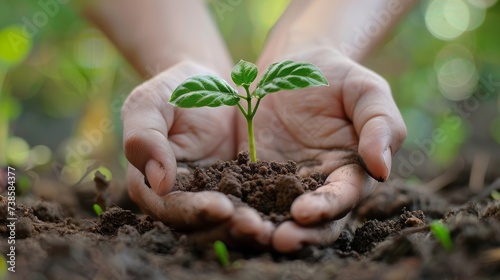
[382,147,392,181]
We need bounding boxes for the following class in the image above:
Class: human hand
[242,47,406,252]
[123,61,274,247]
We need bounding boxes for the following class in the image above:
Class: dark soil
[175,152,326,223]
[1,156,500,280]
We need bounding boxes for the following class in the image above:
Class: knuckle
[366,74,391,94]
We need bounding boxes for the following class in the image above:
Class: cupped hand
[123,61,273,247]
[243,47,407,252]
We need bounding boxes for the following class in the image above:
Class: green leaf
[93,204,103,216]
[491,190,500,201]
[170,75,240,108]
[430,220,453,251]
[213,240,230,268]
[254,60,328,98]
[231,60,258,86]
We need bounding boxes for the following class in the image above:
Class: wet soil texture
[175,152,326,223]
[1,156,500,279]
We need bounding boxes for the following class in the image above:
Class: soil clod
[178,152,325,223]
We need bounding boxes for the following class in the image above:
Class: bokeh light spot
[0,25,33,69]
[31,145,52,166]
[467,0,497,9]
[465,2,487,30]
[435,45,478,101]
[6,137,30,166]
[425,0,470,40]
[74,29,115,69]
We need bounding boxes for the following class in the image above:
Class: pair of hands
[122,47,406,252]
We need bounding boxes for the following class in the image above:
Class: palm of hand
[244,49,371,176]
[169,106,236,163]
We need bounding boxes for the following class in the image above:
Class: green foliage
[213,240,230,268]
[93,203,103,216]
[17,174,32,194]
[430,220,453,251]
[231,59,258,86]
[491,190,500,201]
[169,60,328,161]
[0,255,7,278]
[170,75,240,108]
[0,25,33,69]
[433,116,468,166]
[254,60,328,98]
[0,94,21,121]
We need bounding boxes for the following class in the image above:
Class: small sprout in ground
[213,240,230,268]
[93,170,110,212]
[170,59,328,162]
[491,190,500,200]
[93,203,103,216]
[430,220,453,251]
[17,174,31,194]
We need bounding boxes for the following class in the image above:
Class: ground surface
[1,154,500,280]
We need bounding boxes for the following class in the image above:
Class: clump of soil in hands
[175,152,327,223]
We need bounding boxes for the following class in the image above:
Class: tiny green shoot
[169,60,328,162]
[213,240,230,268]
[491,190,500,200]
[430,220,453,251]
[93,203,103,216]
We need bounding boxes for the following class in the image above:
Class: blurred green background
[0,0,499,190]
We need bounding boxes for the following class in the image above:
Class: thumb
[358,116,399,181]
[122,80,177,196]
[346,70,406,181]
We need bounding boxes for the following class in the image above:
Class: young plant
[430,220,453,251]
[213,240,230,268]
[169,60,328,162]
[93,203,103,216]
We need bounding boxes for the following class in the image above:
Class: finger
[122,78,177,196]
[189,207,274,248]
[291,163,375,226]
[272,216,348,253]
[358,116,401,182]
[127,164,234,230]
[343,68,407,181]
[230,208,274,246]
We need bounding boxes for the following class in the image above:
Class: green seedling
[430,220,453,251]
[170,60,328,162]
[213,240,230,268]
[93,203,103,216]
[491,190,500,200]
